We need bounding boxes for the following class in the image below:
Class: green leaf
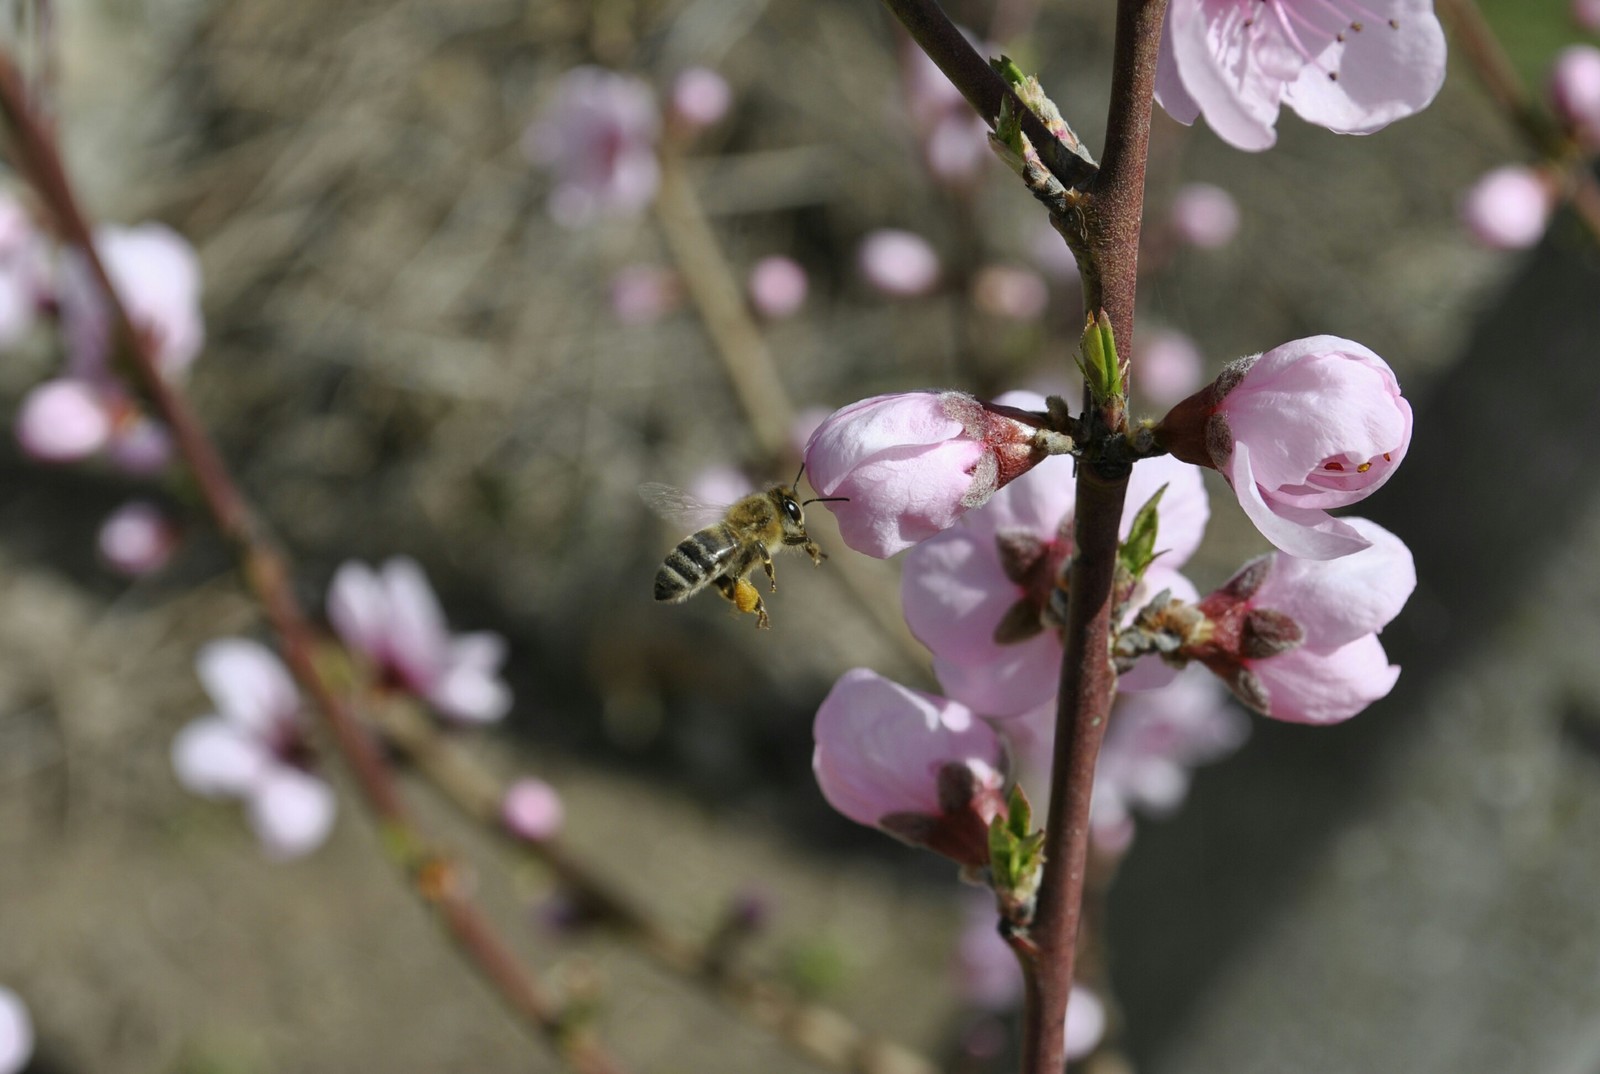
[1119,483,1168,581]
[1078,310,1125,405]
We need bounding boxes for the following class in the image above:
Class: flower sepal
[879,760,1008,871]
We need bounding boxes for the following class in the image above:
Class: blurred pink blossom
[972,265,1049,321]
[1549,45,1600,142]
[813,667,1004,864]
[0,194,48,347]
[670,66,732,131]
[747,255,808,319]
[524,67,661,227]
[1460,165,1552,249]
[1064,985,1107,1061]
[687,463,754,508]
[1134,328,1205,408]
[1158,335,1410,559]
[171,639,337,860]
[1169,182,1240,248]
[1577,0,1600,32]
[858,229,940,297]
[14,377,112,461]
[803,390,1048,558]
[789,406,831,457]
[1190,518,1413,722]
[104,414,175,474]
[1030,229,1081,283]
[1155,0,1447,150]
[609,264,681,325]
[953,896,1023,1009]
[903,412,1209,716]
[98,501,177,576]
[328,557,512,723]
[902,35,992,184]
[0,986,30,1074]
[60,222,204,380]
[502,777,565,841]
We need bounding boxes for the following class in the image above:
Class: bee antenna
[792,461,806,489]
[802,496,850,505]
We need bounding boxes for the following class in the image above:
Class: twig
[0,53,630,1074]
[370,698,941,1074]
[651,151,932,669]
[877,0,1098,192]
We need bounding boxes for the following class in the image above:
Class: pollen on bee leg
[733,577,770,628]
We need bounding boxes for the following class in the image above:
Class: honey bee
[641,467,845,629]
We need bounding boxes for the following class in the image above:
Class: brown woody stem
[0,53,629,1074]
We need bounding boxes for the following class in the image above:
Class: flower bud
[747,255,808,319]
[804,390,1048,558]
[813,668,1005,866]
[858,229,940,297]
[1549,45,1600,143]
[1169,182,1240,249]
[15,378,112,462]
[502,777,565,841]
[1460,166,1553,250]
[98,501,178,576]
[670,67,731,131]
[1156,336,1411,559]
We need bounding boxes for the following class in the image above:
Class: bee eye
[784,499,802,523]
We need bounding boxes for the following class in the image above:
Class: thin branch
[878,0,1099,191]
[370,698,940,1074]
[0,54,630,1074]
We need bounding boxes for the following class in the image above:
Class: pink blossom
[1460,166,1553,249]
[104,415,175,475]
[1158,335,1411,559]
[171,639,337,860]
[670,67,732,131]
[1189,518,1413,722]
[59,223,205,380]
[1169,182,1241,248]
[14,378,112,461]
[903,34,992,184]
[1064,985,1107,1061]
[502,777,565,841]
[1549,45,1600,142]
[98,501,178,576]
[803,390,1052,558]
[0,194,48,347]
[953,896,1024,1009]
[1577,0,1600,32]
[858,229,941,297]
[972,265,1049,321]
[1155,0,1447,151]
[687,463,754,507]
[523,66,661,227]
[1135,328,1205,408]
[609,264,680,324]
[812,668,1005,865]
[328,557,512,723]
[747,255,808,319]
[902,420,1210,717]
[0,986,30,1074]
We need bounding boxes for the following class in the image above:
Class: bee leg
[761,550,777,592]
[733,577,770,629]
[804,539,826,566]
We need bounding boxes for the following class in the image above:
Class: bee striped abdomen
[655,526,737,602]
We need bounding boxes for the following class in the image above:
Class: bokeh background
[2,0,1599,1071]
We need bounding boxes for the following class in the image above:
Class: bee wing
[638,482,730,528]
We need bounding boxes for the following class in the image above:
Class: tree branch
[0,53,630,1074]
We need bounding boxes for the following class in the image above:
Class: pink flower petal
[1282,0,1448,135]
[428,663,513,723]
[381,557,452,689]
[248,767,337,860]
[171,716,273,798]
[1251,517,1416,649]
[858,229,941,297]
[1461,166,1553,250]
[14,378,112,462]
[1250,633,1399,724]
[1229,441,1373,559]
[0,986,32,1074]
[328,560,389,663]
[196,638,299,736]
[1065,985,1107,1060]
[502,777,565,841]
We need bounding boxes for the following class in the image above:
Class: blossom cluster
[805,333,1415,864]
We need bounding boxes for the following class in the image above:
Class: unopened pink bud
[747,255,808,319]
[502,777,565,841]
[972,265,1048,321]
[1134,329,1204,408]
[671,67,732,130]
[1549,45,1600,142]
[98,501,178,576]
[609,264,680,325]
[1461,166,1552,250]
[858,229,940,297]
[803,390,1045,558]
[1169,182,1240,249]
[0,985,32,1074]
[1576,0,1600,32]
[15,378,112,462]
